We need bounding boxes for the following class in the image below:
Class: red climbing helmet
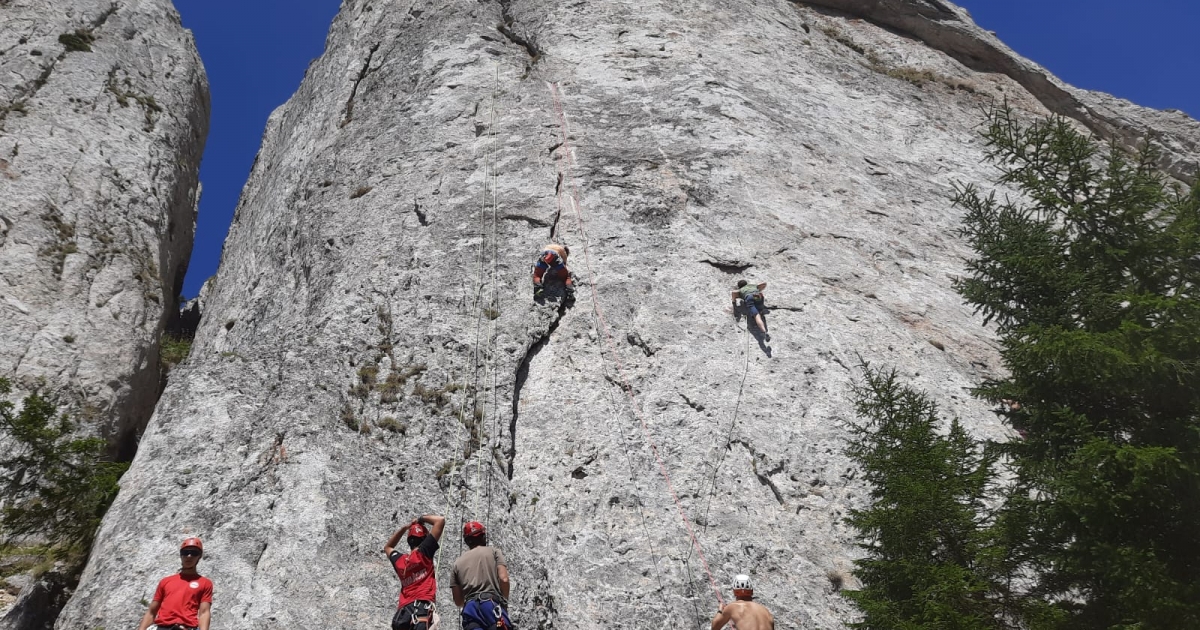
[408,522,428,538]
[463,521,486,538]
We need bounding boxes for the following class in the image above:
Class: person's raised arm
[711,605,732,630]
[424,514,446,540]
[384,526,407,557]
[197,600,212,630]
[136,600,160,630]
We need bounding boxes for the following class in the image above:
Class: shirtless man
[711,574,774,630]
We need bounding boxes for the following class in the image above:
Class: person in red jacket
[136,537,213,630]
[385,513,446,630]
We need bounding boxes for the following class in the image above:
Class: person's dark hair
[407,534,426,550]
[737,280,748,288]
[465,534,486,549]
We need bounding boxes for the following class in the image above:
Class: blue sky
[175,0,1200,297]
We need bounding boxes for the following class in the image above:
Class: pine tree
[0,378,128,566]
[953,104,1200,629]
[844,365,1006,630]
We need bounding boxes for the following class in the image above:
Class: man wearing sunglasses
[136,537,213,630]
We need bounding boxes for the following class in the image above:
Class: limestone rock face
[0,0,209,453]
[805,0,1200,183]
[58,1,1196,629]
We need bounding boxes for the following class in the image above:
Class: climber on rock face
[451,521,513,630]
[136,537,213,630]
[385,513,446,630]
[711,574,774,630]
[732,279,769,337]
[532,243,574,301]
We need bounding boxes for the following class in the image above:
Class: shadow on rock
[0,569,74,630]
[735,308,772,357]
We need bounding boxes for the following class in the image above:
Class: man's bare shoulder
[727,600,774,630]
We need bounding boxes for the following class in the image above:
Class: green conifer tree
[0,378,128,566]
[845,365,1006,629]
[953,104,1200,629]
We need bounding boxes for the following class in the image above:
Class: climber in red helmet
[711,574,774,630]
[136,537,213,630]
[451,521,512,629]
[384,513,446,630]
[532,243,574,301]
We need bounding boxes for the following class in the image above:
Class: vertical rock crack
[340,42,380,127]
[509,298,568,479]
[494,0,540,61]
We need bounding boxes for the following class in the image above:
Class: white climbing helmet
[733,574,753,592]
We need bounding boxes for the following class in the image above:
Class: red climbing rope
[546,81,726,609]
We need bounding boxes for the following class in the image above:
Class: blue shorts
[741,295,764,316]
[462,598,511,629]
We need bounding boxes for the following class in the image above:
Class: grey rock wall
[0,0,208,454]
[804,0,1200,184]
[57,1,1195,629]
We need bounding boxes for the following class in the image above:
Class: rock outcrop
[57,1,1196,629]
[804,0,1200,184]
[0,0,209,458]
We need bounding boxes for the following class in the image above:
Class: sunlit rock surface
[0,0,208,453]
[58,1,1196,629]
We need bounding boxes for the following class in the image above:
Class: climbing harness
[458,591,512,630]
[391,600,436,630]
[547,80,726,611]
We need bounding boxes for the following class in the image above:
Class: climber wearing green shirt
[732,280,768,337]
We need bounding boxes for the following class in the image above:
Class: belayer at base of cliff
[385,514,446,630]
[451,521,514,630]
[711,574,774,630]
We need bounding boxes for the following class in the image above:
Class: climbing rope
[546,80,726,610]
[455,62,504,558]
[484,62,504,532]
[598,360,673,604]
[699,316,752,533]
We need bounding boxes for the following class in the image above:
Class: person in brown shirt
[711,574,774,630]
[450,521,512,629]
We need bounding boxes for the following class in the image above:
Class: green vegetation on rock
[844,365,1004,629]
[160,334,193,370]
[0,379,128,568]
[845,104,1200,629]
[58,30,95,53]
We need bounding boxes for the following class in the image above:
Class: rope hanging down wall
[545,80,726,610]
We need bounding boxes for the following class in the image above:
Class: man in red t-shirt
[137,537,213,630]
[385,513,445,630]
